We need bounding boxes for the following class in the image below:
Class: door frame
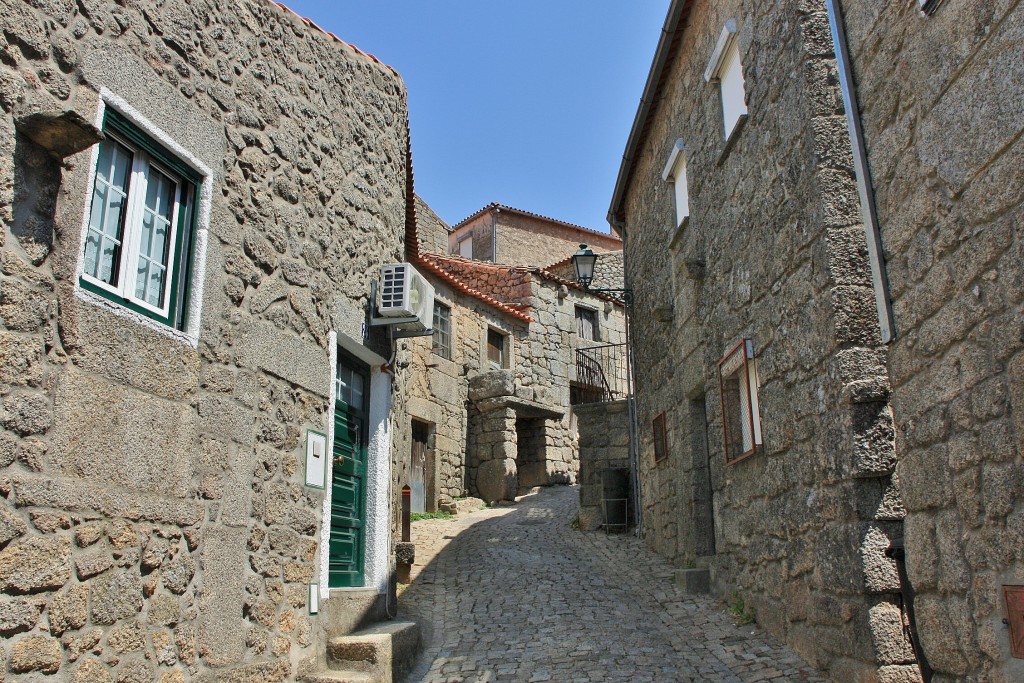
[319,331,393,601]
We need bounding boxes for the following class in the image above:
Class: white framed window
[80,107,200,331]
[718,339,762,464]
[458,235,473,259]
[661,139,689,227]
[704,20,748,141]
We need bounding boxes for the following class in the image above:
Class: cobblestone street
[399,486,829,683]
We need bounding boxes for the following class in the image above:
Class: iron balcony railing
[573,343,630,405]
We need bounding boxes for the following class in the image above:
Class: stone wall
[407,264,628,505]
[0,1,410,681]
[618,0,908,679]
[576,400,631,532]
[490,209,621,269]
[414,194,450,256]
[841,2,1024,681]
[447,205,621,268]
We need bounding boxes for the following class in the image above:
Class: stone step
[326,620,420,683]
[301,671,373,683]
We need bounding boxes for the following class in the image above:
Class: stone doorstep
[301,672,374,683]
[325,621,421,683]
[675,568,711,594]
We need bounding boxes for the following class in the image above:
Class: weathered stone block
[50,368,198,498]
[0,597,39,635]
[476,458,517,503]
[0,534,71,592]
[10,633,62,674]
[90,570,143,625]
[48,583,88,635]
[0,506,27,548]
[468,370,515,400]
[868,601,916,665]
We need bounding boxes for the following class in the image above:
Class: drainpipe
[612,216,643,534]
[825,0,896,343]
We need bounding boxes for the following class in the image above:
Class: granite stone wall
[841,2,1024,681]
[407,269,627,506]
[0,1,410,680]
[620,0,909,679]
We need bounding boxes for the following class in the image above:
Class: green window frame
[80,108,200,331]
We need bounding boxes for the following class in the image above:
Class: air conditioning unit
[378,263,435,329]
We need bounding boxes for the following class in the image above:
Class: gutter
[825,0,896,343]
[607,0,690,234]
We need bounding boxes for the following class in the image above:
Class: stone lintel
[15,110,104,158]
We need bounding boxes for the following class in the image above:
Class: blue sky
[280,1,669,232]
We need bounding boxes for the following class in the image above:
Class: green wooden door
[329,357,369,588]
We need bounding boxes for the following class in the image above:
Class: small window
[704,20,748,141]
[653,412,668,463]
[718,339,762,464]
[575,306,598,342]
[432,302,452,360]
[662,139,689,227]
[487,329,507,370]
[80,108,200,330]
[458,235,473,259]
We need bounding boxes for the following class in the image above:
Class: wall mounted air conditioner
[378,262,435,331]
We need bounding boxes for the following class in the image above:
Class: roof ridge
[449,203,623,243]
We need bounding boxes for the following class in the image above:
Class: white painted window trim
[704,19,748,142]
[661,139,690,227]
[75,87,213,348]
[704,19,739,83]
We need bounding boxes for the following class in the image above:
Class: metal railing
[573,343,630,404]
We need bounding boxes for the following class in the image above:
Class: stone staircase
[303,621,421,683]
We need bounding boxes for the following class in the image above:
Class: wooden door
[410,420,429,513]
[329,357,369,588]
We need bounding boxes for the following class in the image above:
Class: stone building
[0,1,425,680]
[608,0,909,680]
[404,232,628,507]
[839,3,1024,682]
[448,202,622,267]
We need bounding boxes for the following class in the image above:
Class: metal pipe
[613,216,643,534]
[825,0,896,343]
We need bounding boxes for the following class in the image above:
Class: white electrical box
[305,430,327,489]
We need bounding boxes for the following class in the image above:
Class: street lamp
[570,244,633,304]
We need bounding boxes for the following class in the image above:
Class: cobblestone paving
[399,486,830,683]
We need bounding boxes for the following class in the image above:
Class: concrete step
[326,620,420,683]
[301,671,373,683]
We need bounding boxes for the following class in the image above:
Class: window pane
[432,304,451,359]
[487,330,505,368]
[135,169,176,307]
[720,41,747,139]
[336,363,366,411]
[85,139,132,285]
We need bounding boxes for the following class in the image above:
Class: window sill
[669,215,689,250]
[74,286,199,348]
[724,444,763,466]
[717,114,749,166]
